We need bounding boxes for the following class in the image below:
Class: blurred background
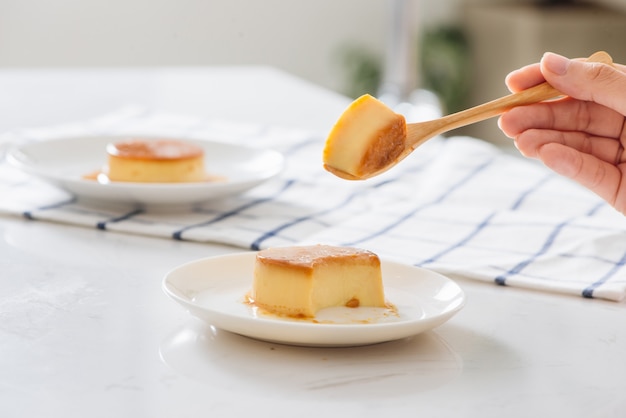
[2,0,626,144]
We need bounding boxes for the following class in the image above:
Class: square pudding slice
[252,245,385,318]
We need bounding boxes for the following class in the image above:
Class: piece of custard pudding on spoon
[322,94,406,180]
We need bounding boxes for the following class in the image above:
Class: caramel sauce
[82,170,100,181]
[359,116,407,176]
[243,292,399,324]
[81,170,226,183]
[345,297,360,308]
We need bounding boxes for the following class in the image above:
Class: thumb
[541,52,626,116]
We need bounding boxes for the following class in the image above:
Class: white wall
[2,1,625,94]
[0,0,462,93]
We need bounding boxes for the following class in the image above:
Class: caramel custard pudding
[323,94,406,180]
[105,139,207,183]
[249,244,387,319]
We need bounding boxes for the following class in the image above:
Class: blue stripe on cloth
[494,219,572,286]
[341,156,496,247]
[172,179,297,240]
[248,153,435,250]
[509,173,553,210]
[96,209,145,230]
[581,250,626,298]
[250,186,365,251]
[418,212,497,266]
[586,201,608,216]
[22,197,77,220]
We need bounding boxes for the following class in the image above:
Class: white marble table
[1,67,625,418]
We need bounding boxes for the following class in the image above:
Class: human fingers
[505,63,545,93]
[541,52,626,116]
[503,57,593,93]
[512,129,624,165]
[498,98,624,139]
[505,54,626,93]
[537,142,626,213]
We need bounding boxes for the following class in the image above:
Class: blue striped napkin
[1,108,625,301]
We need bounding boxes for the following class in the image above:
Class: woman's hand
[498,52,626,214]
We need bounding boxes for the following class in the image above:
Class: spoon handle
[424,51,614,136]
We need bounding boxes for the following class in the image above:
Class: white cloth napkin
[1,108,625,302]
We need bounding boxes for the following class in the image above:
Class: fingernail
[542,52,570,75]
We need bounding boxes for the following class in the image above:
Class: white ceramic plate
[6,136,284,206]
[163,252,466,347]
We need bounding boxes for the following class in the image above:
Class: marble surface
[0,67,625,418]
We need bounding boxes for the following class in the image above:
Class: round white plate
[6,136,284,206]
[163,252,466,347]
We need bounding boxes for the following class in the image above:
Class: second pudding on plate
[105,138,207,183]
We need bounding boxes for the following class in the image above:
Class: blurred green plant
[334,24,470,112]
[334,44,382,99]
[419,25,470,114]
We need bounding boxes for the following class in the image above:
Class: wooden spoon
[323,50,614,180]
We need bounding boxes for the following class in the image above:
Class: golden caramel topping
[107,139,204,161]
[257,244,380,270]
